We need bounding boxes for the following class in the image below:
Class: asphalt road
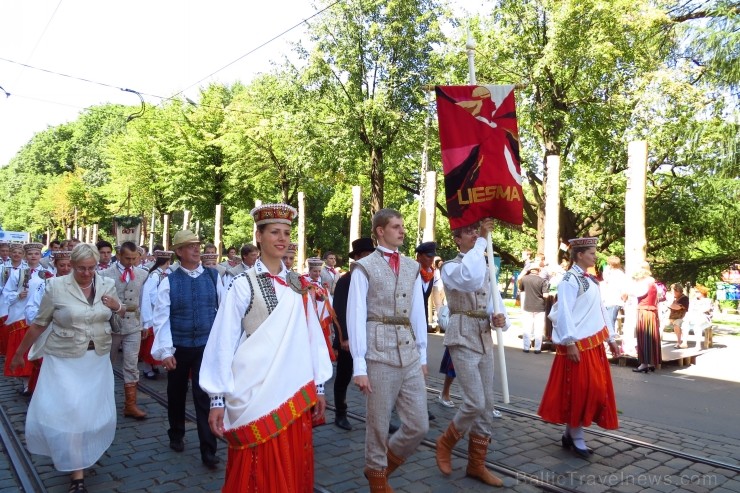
[425,332,740,440]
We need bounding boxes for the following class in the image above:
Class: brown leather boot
[435,422,462,475]
[466,433,503,487]
[386,448,405,477]
[123,382,147,420]
[363,467,394,492]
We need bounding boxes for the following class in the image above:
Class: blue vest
[169,268,218,348]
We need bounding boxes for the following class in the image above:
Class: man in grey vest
[101,241,149,419]
[435,218,509,487]
[151,230,220,469]
[320,251,340,296]
[347,208,429,491]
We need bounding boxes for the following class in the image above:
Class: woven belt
[367,316,411,326]
[450,310,489,320]
[125,305,138,313]
[555,326,610,355]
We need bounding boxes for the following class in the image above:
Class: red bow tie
[382,251,400,275]
[263,272,288,287]
[328,267,337,275]
[121,267,135,282]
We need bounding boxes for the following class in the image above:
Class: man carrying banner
[434,218,508,487]
[347,208,429,491]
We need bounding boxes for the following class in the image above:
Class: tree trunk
[370,146,384,214]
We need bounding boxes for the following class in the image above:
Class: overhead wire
[0,0,346,125]
[168,0,345,100]
[13,0,65,86]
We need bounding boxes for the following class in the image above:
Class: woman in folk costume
[305,257,338,364]
[538,237,621,458]
[11,243,123,493]
[631,262,661,372]
[138,249,172,380]
[3,243,48,394]
[0,242,23,355]
[200,203,333,493]
[24,251,73,394]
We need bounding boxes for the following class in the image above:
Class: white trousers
[521,310,545,351]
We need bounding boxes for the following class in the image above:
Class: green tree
[304,0,446,213]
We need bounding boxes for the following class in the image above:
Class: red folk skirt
[538,327,619,430]
[222,411,315,493]
[636,308,661,366]
[0,315,8,355]
[4,319,33,377]
[138,327,161,366]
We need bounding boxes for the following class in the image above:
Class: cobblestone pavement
[1,346,739,493]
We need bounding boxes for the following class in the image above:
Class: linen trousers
[365,359,429,470]
[110,331,142,383]
[448,345,495,438]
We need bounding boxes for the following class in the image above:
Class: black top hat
[348,237,375,260]
[415,241,437,257]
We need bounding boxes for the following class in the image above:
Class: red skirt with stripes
[222,411,314,493]
[4,319,33,377]
[538,341,619,430]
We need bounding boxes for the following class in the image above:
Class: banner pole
[466,26,510,404]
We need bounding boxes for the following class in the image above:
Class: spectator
[631,262,660,372]
[668,283,690,349]
[518,265,549,353]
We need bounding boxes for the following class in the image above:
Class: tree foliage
[0,0,737,281]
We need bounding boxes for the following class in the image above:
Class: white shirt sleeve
[140,275,156,328]
[347,269,369,377]
[25,278,45,324]
[200,276,251,396]
[441,238,488,292]
[151,277,175,360]
[410,275,428,365]
[555,277,579,344]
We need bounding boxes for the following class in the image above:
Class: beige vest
[100,265,148,335]
[443,255,493,354]
[355,250,419,368]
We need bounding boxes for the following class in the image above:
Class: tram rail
[130,365,738,491]
[0,403,47,493]
[117,369,334,493]
[425,385,740,474]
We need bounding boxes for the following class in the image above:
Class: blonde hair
[71,243,100,264]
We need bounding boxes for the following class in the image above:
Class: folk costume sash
[223,271,318,447]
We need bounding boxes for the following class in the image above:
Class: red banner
[435,85,523,229]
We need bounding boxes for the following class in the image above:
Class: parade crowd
[0,204,711,493]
